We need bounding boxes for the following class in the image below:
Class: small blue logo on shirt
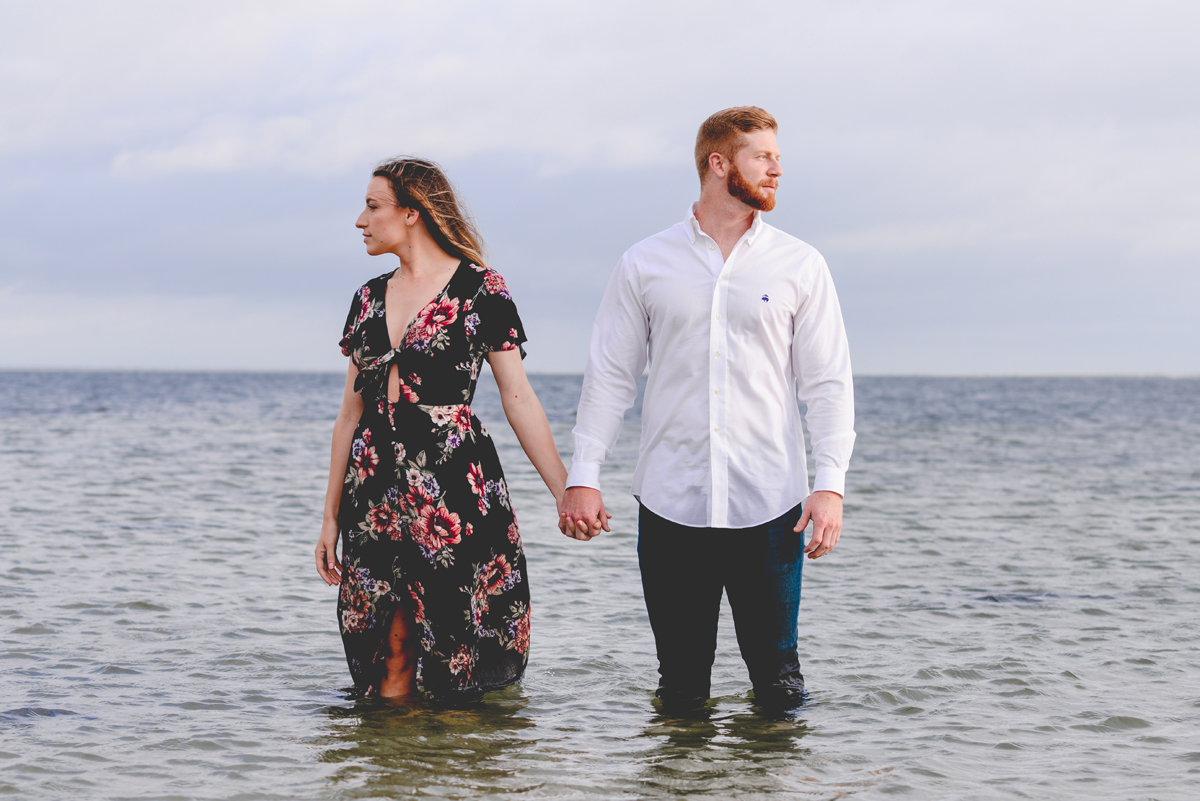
[761,294,769,302]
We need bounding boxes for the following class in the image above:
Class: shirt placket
[707,241,735,528]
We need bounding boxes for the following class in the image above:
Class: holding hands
[558,486,611,540]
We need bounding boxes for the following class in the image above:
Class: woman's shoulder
[347,270,394,305]
[344,271,391,330]
[361,270,395,294]
[464,262,513,300]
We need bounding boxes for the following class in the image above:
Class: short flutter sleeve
[339,284,370,367]
[471,269,528,358]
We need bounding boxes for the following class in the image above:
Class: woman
[315,157,567,699]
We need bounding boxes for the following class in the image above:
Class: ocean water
[1,371,1198,800]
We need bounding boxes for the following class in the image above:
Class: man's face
[726,129,782,212]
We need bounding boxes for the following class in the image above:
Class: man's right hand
[558,486,611,541]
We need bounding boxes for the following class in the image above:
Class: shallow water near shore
[2,372,1198,799]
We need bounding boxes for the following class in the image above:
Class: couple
[314,106,856,712]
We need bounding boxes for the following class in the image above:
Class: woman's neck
[392,227,462,280]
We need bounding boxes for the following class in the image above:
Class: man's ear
[707,152,729,179]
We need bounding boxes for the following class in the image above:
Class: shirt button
[715,351,721,357]
[714,389,720,395]
[708,244,715,250]
[714,426,720,432]
[715,314,721,320]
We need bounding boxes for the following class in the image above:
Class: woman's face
[356,176,415,256]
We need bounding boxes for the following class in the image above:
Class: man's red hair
[694,106,778,181]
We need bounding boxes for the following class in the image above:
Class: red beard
[727,163,777,211]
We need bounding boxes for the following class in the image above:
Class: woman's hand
[315,519,342,585]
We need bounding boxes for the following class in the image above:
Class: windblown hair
[372,157,487,267]
[694,106,778,181]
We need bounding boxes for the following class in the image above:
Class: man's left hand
[795,490,843,559]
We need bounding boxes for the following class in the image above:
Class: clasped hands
[558,486,610,540]
[557,487,843,558]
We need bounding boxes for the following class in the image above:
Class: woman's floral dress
[336,260,530,698]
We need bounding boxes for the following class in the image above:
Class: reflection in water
[315,686,536,798]
[635,700,818,797]
[315,690,834,799]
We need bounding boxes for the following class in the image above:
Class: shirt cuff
[812,467,846,497]
[566,461,602,491]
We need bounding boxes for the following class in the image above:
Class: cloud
[808,123,1200,260]
[4,0,694,175]
[0,286,344,371]
[0,283,588,373]
[2,0,1199,373]
[6,1,1200,177]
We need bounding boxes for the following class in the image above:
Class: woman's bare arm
[315,361,363,585]
[487,349,568,508]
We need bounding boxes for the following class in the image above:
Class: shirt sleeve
[566,254,650,491]
[339,286,367,367]
[792,256,856,496]
[472,270,528,358]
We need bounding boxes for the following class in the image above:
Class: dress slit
[387,362,400,404]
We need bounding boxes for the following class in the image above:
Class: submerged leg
[725,505,806,711]
[378,602,419,698]
[638,505,723,711]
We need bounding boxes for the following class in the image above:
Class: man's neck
[693,190,756,262]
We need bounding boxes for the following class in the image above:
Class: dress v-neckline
[383,259,466,352]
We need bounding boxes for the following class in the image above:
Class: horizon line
[1,367,1197,379]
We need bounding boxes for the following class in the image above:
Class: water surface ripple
[1,373,1197,799]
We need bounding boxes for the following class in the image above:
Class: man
[559,106,855,712]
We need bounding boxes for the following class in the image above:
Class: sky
[1,0,1197,374]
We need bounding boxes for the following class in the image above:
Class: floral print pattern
[336,259,530,698]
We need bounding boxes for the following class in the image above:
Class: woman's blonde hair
[373,157,487,267]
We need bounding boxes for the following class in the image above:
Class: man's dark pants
[637,503,806,711]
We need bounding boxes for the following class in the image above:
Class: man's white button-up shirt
[565,206,856,529]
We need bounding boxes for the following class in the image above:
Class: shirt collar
[686,202,764,247]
